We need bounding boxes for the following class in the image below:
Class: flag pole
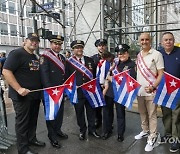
[30,84,69,93]
[78,78,97,88]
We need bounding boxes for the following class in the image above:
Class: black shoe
[49,139,61,149]
[88,132,100,139]
[117,135,124,142]
[57,131,68,139]
[25,150,38,154]
[102,131,112,140]
[79,133,86,140]
[29,139,46,147]
[170,143,180,153]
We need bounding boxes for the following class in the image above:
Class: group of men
[1,32,180,154]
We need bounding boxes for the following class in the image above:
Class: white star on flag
[69,82,73,87]
[118,76,123,81]
[88,84,93,89]
[52,88,60,95]
[129,81,134,87]
[169,79,177,87]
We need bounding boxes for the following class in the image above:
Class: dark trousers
[161,102,180,137]
[74,98,96,134]
[44,101,64,140]
[12,99,40,154]
[103,96,114,133]
[115,103,125,136]
[95,107,102,125]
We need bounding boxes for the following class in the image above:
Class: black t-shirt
[3,47,42,100]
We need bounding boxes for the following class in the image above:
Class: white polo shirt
[137,48,164,96]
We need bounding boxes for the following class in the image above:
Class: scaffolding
[18,0,180,55]
[66,0,180,55]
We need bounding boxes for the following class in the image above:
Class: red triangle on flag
[46,86,65,103]
[164,72,180,94]
[64,72,75,90]
[114,71,128,85]
[125,73,141,93]
[81,79,96,93]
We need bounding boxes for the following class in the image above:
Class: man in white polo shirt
[135,32,164,152]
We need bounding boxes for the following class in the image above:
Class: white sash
[68,57,93,80]
[136,52,156,85]
[42,50,65,73]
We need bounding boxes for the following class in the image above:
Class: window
[9,2,15,14]
[19,26,25,36]
[26,6,32,18]
[10,24,17,36]
[0,23,8,35]
[27,27,33,34]
[0,0,6,12]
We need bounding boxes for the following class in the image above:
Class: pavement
[0,92,179,154]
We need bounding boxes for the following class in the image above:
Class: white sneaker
[145,133,160,152]
[135,131,149,140]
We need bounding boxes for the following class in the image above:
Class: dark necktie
[79,58,82,63]
[57,54,61,60]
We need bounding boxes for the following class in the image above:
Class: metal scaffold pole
[100,0,104,39]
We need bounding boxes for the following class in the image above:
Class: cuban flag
[64,72,78,104]
[154,72,180,109]
[44,86,65,120]
[112,71,141,109]
[96,60,111,84]
[81,78,106,108]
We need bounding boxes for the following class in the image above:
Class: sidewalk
[1,96,177,154]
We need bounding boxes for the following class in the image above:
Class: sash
[136,52,156,85]
[112,58,119,75]
[42,50,65,73]
[68,57,93,80]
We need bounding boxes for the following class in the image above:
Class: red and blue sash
[68,57,93,80]
[42,50,65,73]
[136,51,156,85]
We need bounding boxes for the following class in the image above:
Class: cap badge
[118,45,122,49]
[57,35,61,39]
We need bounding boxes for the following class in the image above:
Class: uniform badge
[88,62,92,69]
[123,66,129,71]
[40,57,44,64]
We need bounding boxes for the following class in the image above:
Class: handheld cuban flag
[96,60,111,84]
[80,78,106,108]
[44,86,65,120]
[154,72,180,109]
[112,71,141,109]
[64,71,78,104]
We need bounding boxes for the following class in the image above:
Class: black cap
[27,33,40,42]
[70,40,85,49]
[115,44,130,53]
[48,35,64,44]
[94,39,107,47]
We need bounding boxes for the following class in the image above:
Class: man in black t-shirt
[3,33,45,154]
